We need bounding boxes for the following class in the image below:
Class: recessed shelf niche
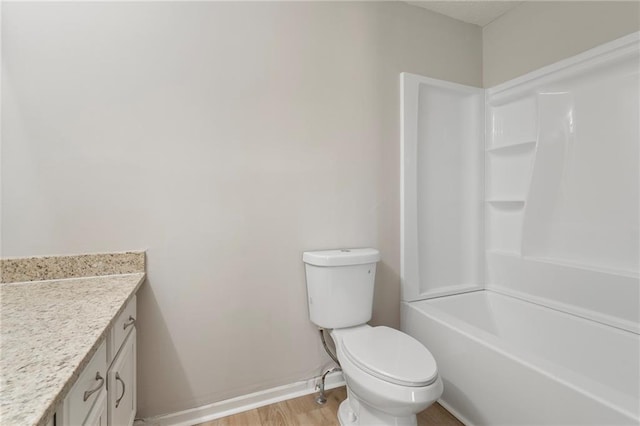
[487,95,537,150]
[487,140,536,154]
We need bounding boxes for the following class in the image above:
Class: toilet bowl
[331,326,443,426]
[302,248,443,426]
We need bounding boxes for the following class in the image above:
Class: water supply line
[316,328,341,405]
[319,328,340,366]
[315,366,342,405]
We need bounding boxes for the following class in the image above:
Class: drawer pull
[115,372,126,408]
[123,315,136,330]
[83,372,104,401]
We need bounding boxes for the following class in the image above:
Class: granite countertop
[0,273,145,426]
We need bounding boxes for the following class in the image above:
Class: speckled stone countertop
[0,273,145,426]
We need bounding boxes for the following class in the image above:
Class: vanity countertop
[0,273,145,426]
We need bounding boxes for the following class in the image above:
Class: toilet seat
[341,326,438,387]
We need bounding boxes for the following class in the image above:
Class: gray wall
[1,2,482,417]
[483,1,640,87]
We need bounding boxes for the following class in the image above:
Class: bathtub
[401,290,640,425]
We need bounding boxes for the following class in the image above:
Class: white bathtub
[401,290,640,425]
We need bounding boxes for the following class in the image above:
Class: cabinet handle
[115,372,126,408]
[123,315,136,330]
[83,372,104,401]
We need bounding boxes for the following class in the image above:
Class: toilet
[303,248,443,426]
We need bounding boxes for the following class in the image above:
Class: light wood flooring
[197,386,463,426]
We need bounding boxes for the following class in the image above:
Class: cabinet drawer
[65,340,107,426]
[109,296,136,362]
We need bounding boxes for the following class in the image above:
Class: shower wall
[402,33,639,334]
[401,75,484,302]
[485,34,640,333]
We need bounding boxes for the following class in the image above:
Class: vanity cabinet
[58,296,137,426]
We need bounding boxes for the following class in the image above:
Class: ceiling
[406,1,523,27]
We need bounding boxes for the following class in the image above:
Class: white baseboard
[437,398,472,426]
[137,371,345,426]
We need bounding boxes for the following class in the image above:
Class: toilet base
[338,399,355,425]
[337,397,418,426]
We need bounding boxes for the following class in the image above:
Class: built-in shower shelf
[487,140,537,154]
[526,256,640,279]
[487,250,640,279]
[486,249,521,258]
[486,200,525,209]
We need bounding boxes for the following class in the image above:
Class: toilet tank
[303,248,381,329]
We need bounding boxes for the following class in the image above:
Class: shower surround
[400,33,640,425]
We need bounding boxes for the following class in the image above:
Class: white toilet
[303,248,443,426]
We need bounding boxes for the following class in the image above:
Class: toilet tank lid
[302,248,380,266]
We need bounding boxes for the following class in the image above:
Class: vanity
[0,252,145,426]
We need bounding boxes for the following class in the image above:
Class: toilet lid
[342,326,438,387]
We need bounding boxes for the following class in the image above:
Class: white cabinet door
[84,389,107,426]
[60,341,108,426]
[107,329,136,426]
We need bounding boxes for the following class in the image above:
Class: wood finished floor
[197,386,463,426]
